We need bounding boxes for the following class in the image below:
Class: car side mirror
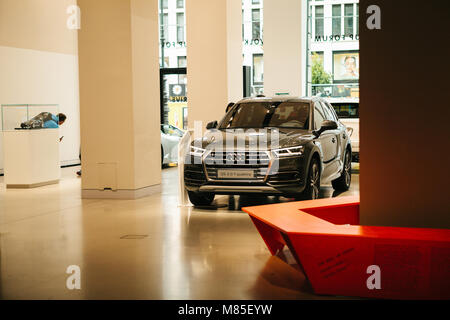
[314,120,338,137]
[206,121,218,130]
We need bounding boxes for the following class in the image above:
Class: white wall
[0,45,81,172]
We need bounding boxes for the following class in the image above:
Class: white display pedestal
[2,129,60,188]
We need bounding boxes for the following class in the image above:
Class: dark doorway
[160,67,188,129]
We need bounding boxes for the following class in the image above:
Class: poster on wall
[333,52,359,81]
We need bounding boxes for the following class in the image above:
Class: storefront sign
[159,38,264,48]
[169,84,187,102]
[161,41,186,49]
[315,34,359,42]
[243,38,263,46]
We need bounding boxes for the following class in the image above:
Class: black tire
[332,149,352,191]
[297,157,321,200]
[188,191,215,206]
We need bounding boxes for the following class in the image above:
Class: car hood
[194,128,314,151]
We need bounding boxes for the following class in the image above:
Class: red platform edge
[243,196,450,300]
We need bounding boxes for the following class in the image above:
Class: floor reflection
[193,169,359,212]
[0,165,359,299]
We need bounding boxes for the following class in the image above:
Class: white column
[263,0,304,97]
[78,0,161,199]
[186,0,243,128]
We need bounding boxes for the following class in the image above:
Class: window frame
[252,53,264,85]
[314,5,324,38]
[176,12,185,43]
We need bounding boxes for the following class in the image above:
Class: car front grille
[204,151,270,166]
[203,151,270,181]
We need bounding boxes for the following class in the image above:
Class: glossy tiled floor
[0,165,359,299]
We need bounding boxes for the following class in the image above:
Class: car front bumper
[184,154,307,196]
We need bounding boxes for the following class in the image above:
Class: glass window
[320,101,336,121]
[176,0,184,9]
[177,13,185,42]
[178,74,187,85]
[252,0,260,4]
[314,102,326,129]
[356,4,359,35]
[253,54,264,85]
[162,13,168,41]
[344,4,354,37]
[331,103,359,119]
[315,6,324,38]
[332,5,341,37]
[327,102,340,121]
[162,0,168,10]
[252,9,261,39]
[178,56,186,68]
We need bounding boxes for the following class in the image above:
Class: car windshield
[219,101,310,129]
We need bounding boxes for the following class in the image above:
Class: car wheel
[187,191,215,206]
[332,149,351,191]
[297,158,320,200]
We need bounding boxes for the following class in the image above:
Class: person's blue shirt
[43,114,59,128]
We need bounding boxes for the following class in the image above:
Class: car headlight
[272,146,304,157]
[189,146,206,157]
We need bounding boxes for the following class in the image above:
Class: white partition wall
[0,0,81,174]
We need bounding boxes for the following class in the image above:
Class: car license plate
[217,169,254,179]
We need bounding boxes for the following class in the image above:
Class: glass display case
[1,104,60,131]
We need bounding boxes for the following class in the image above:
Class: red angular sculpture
[243,196,450,299]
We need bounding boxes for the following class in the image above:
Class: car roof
[236,96,319,104]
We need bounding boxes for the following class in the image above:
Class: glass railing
[310,83,359,99]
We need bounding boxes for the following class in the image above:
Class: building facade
[158,0,265,129]
[158,0,359,129]
[307,0,359,99]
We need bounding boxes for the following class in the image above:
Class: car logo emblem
[226,153,235,162]
[236,153,246,162]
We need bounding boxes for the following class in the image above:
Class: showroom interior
[0,0,449,300]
